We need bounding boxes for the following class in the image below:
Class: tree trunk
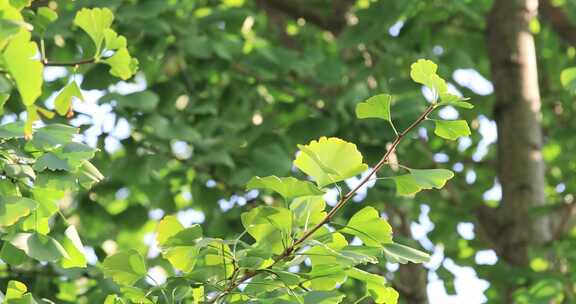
[483,0,552,295]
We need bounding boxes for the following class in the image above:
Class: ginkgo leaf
[410,59,446,95]
[102,249,147,286]
[0,196,37,227]
[104,28,127,50]
[302,291,345,304]
[241,206,292,254]
[103,47,139,80]
[73,7,114,53]
[355,94,392,121]
[434,120,471,140]
[383,242,430,264]
[340,207,392,247]
[3,31,43,106]
[290,195,326,228]
[156,218,203,272]
[54,82,83,116]
[346,267,398,303]
[5,280,29,302]
[294,137,368,187]
[156,215,184,246]
[392,169,454,196]
[60,226,87,268]
[246,176,324,200]
[8,233,70,262]
[439,93,473,109]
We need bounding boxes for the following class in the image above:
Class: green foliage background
[1,0,576,303]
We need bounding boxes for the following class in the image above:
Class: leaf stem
[206,103,437,302]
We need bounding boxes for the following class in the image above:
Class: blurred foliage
[0,0,576,303]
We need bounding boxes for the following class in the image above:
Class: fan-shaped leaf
[294,137,368,187]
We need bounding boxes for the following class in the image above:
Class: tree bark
[483,0,552,282]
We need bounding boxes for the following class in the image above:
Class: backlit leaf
[392,169,454,196]
[433,120,471,140]
[0,196,37,227]
[294,137,368,187]
[102,249,147,286]
[3,31,43,106]
[8,232,70,262]
[340,207,392,247]
[355,94,392,121]
[246,176,324,200]
[54,81,83,116]
[383,242,430,264]
[73,7,114,53]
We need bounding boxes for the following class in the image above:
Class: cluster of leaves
[98,59,472,303]
[0,2,137,136]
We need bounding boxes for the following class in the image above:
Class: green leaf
[0,196,37,227]
[104,28,127,50]
[30,124,77,150]
[294,137,368,187]
[7,232,70,262]
[347,267,398,303]
[32,7,58,35]
[383,242,430,264]
[156,215,184,246]
[0,121,25,139]
[3,31,43,106]
[1,242,28,265]
[410,59,446,95]
[355,94,392,121]
[73,7,114,53]
[102,249,147,286]
[241,206,292,254]
[60,226,87,268]
[54,81,83,116]
[340,207,392,247]
[33,153,71,171]
[560,67,576,93]
[156,220,203,272]
[303,291,345,304]
[392,169,454,196]
[290,196,326,228]
[103,47,139,80]
[246,176,325,200]
[433,120,471,140]
[5,280,37,304]
[439,93,474,109]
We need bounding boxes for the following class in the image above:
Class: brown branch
[540,0,576,46]
[206,103,438,303]
[43,58,97,67]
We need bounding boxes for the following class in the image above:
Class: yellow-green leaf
[392,169,454,196]
[355,94,392,121]
[54,81,83,116]
[60,226,87,268]
[294,137,368,187]
[73,7,114,53]
[340,207,392,247]
[434,120,471,140]
[246,176,324,200]
[103,47,139,80]
[3,31,43,106]
[102,249,147,286]
[0,196,37,227]
[410,59,446,95]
